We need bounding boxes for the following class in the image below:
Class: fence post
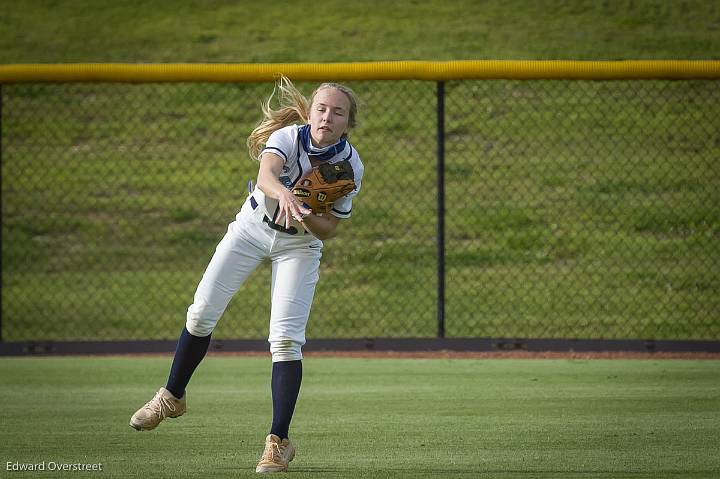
[436,81,446,338]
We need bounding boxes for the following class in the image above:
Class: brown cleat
[255,434,296,473]
[129,387,186,431]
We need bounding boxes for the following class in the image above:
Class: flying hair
[246,76,358,160]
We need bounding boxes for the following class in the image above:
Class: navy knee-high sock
[165,327,211,399]
[270,360,303,440]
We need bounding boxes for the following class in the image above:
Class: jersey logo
[279,176,292,188]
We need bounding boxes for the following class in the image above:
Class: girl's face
[309,87,351,148]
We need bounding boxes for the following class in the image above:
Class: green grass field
[1,0,719,62]
[1,356,719,478]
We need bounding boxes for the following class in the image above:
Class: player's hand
[277,189,311,228]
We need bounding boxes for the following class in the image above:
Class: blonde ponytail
[246,76,309,160]
[246,76,360,160]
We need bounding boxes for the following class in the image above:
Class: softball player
[129,77,364,474]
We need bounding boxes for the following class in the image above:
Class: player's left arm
[302,213,342,240]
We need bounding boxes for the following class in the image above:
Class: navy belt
[250,195,301,235]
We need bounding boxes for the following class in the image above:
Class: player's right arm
[256,152,311,229]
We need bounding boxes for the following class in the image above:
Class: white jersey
[188,124,364,361]
[258,124,364,221]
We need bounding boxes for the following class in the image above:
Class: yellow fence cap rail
[1,60,720,83]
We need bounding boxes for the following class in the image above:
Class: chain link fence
[2,79,718,342]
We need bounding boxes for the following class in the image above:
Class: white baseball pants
[185,193,323,362]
